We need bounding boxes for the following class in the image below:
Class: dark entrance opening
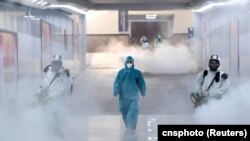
[130,21,168,45]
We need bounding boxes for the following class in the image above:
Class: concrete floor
[2,66,247,141]
[69,69,196,115]
[65,68,198,141]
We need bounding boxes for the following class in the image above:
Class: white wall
[18,33,41,76]
[86,10,194,35]
[129,10,194,34]
[173,10,194,34]
[51,40,73,61]
[86,10,119,34]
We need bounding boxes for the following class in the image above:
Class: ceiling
[55,0,212,10]
[6,0,245,14]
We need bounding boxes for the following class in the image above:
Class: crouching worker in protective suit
[140,35,153,51]
[32,55,72,138]
[190,55,230,108]
[114,56,146,130]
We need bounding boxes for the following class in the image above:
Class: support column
[230,18,239,77]
[79,14,87,70]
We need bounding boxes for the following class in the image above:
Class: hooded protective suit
[155,33,163,44]
[196,55,230,100]
[140,36,153,50]
[196,70,229,99]
[32,55,72,138]
[34,55,72,106]
[113,56,146,129]
[39,55,73,138]
[42,65,71,104]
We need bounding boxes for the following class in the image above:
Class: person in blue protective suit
[155,33,163,44]
[113,56,146,130]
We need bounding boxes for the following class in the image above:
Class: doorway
[130,21,168,45]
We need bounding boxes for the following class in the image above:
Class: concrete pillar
[79,14,87,70]
[230,18,239,77]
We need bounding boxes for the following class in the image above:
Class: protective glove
[198,88,202,95]
[34,86,49,105]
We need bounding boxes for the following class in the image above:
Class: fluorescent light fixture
[24,15,40,20]
[36,0,44,5]
[31,0,39,3]
[146,14,157,20]
[40,1,49,6]
[48,4,86,14]
[26,0,49,7]
[193,2,226,12]
[24,15,35,18]
[193,0,248,13]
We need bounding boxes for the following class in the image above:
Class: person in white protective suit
[140,35,153,51]
[190,55,230,107]
[33,54,73,138]
[35,54,73,104]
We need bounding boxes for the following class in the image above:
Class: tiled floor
[2,67,248,141]
[63,114,195,141]
[63,68,197,141]
[69,69,196,115]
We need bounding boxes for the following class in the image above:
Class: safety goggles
[52,61,62,68]
[209,60,219,66]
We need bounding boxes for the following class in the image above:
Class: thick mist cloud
[87,39,199,74]
[135,43,199,74]
[0,105,58,141]
[194,81,250,124]
[0,77,68,141]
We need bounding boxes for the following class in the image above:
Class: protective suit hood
[125,56,134,69]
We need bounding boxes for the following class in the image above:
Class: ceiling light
[24,15,35,18]
[193,0,249,13]
[48,4,86,14]
[36,0,44,5]
[193,2,226,12]
[31,0,39,3]
[40,1,49,6]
